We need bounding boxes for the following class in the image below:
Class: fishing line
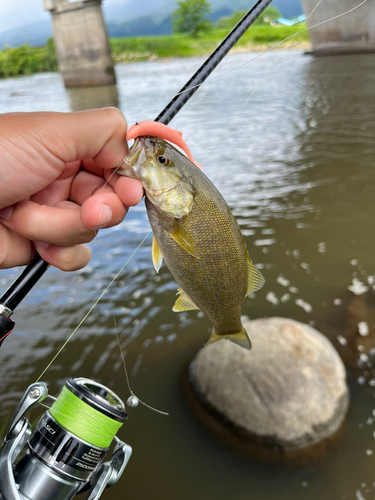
[139,0,368,125]
[35,231,151,383]
[36,380,128,446]
[94,169,169,415]
[94,238,132,394]
[38,388,123,448]
[95,236,169,416]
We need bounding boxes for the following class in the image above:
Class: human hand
[0,109,144,271]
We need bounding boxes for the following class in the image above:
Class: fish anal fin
[205,327,252,350]
[246,261,265,295]
[173,288,200,312]
[152,235,163,273]
[168,220,200,259]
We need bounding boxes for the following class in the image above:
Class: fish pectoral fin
[167,220,200,259]
[205,327,252,350]
[172,288,201,312]
[152,235,163,273]
[246,261,265,295]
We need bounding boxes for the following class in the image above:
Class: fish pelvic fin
[246,260,265,296]
[172,288,200,312]
[205,327,252,350]
[152,235,163,273]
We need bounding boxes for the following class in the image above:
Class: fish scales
[118,136,265,349]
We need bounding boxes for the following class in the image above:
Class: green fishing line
[50,386,123,448]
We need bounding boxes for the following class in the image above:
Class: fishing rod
[0,0,273,349]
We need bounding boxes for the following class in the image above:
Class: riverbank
[0,25,309,79]
[110,25,310,63]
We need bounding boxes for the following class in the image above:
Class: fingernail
[95,204,113,228]
[34,241,49,251]
[0,205,14,220]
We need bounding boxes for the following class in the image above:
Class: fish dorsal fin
[172,288,201,312]
[246,260,265,295]
[168,220,200,259]
[152,235,163,273]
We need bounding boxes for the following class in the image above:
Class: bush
[0,38,58,79]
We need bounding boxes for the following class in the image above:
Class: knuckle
[102,107,126,127]
[77,229,96,244]
[55,245,91,272]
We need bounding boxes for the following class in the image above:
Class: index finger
[46,108,130,168]
[0,109,130,208]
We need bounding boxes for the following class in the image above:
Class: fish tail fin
[205,326,252,350]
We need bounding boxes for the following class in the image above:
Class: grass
[0,25,309,79]
[110,25,310,63]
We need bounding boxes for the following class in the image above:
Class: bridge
[301,0,375,54]
[43,0,116,87]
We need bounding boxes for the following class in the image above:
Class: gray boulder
[189,317,349,451]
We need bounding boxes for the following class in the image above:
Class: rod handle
[0,255,50,311]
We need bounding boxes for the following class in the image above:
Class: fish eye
[157,155,171,166]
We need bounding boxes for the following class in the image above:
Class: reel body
[0,379,132,500]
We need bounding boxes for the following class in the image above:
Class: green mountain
[0,0,303,49]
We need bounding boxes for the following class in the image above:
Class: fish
[117,134,265,349]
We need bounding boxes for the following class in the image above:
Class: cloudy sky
[1,0,50,32]
[0,0,125,33]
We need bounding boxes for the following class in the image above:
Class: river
[1,49,375,500]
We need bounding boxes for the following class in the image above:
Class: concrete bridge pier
[43,0,116,87]
[301,0,375,55]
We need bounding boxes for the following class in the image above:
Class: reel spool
[0,378,132,500]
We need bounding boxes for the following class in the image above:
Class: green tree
[45,37,58,71]
[172,0,212,38]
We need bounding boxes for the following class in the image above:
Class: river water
[1,49,375,500]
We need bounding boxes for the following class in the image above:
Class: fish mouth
[116,137,145,179]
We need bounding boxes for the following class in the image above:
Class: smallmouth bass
[117,136,265,349]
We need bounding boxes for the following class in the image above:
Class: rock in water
[189,317,349,453]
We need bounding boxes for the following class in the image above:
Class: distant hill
[0,21,53,49]
[108,6,233,38]
[0,0,303,49]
